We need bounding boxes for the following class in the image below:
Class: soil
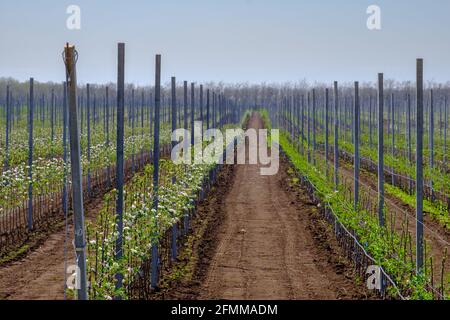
[156,113,372,300]
[152,163,236,300]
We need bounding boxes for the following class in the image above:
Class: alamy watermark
[366,265,382,290]
[367,5,381,30]
[66,5,81,30]
[171,122,279,176]
[65,5,380,31]
[66,265,81,290]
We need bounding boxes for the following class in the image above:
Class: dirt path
[199,113,368,300]
[0,227,74,300]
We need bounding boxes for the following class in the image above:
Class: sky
[0,0,450,85]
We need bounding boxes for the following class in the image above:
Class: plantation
[269,78,450,299]
[1,58,450,301]
[0,2,449,306]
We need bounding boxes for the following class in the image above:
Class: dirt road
[198,113,367,299]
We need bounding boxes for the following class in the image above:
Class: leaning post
[63,44,88,300]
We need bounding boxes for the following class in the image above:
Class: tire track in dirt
[199,113,369,300]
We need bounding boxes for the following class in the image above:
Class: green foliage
[86,160,215,299]
[278,128,437,300]
[0,121,172,209]
[385,184,450,229]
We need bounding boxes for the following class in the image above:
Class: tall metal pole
[334,82,339,190]
[307,92,311,163]
[64,44,88,300]
[80,95,84,135]
[141,90,145,167]
[369,95,373,147]
[40,93,44,127]
[151,54,162,289]
[429,89,434,200]
[183,81,188,162]
[86,84,91,197]
[298,94,301,139]
[377,74,385,227]
[149,91,153,147]
[354,82,360,210]
[115,43,125,294]
[219,94,223,128]
[106,86,111,186]
[213,92,216,128]
[51,89,55,143]
[200,84,204,136]
[301,95,305,147]
[312,89,316,165]
[131,89,136,173]
[407,93,412,193]
[206,89,210,130]
[439,97,443,144]
[171,76,177,261]
[444,96,448,166]
[325,88,329,175]
[191,83,195,147]
[391,93,395,185]
[27,79,34,232]
[93,94,97,129]
[416,59,424,274]
[4,85,10,170]
[289,96,293,138]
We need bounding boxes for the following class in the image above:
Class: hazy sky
[1,0,449,85]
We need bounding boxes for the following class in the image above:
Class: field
[0,57,449,301]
